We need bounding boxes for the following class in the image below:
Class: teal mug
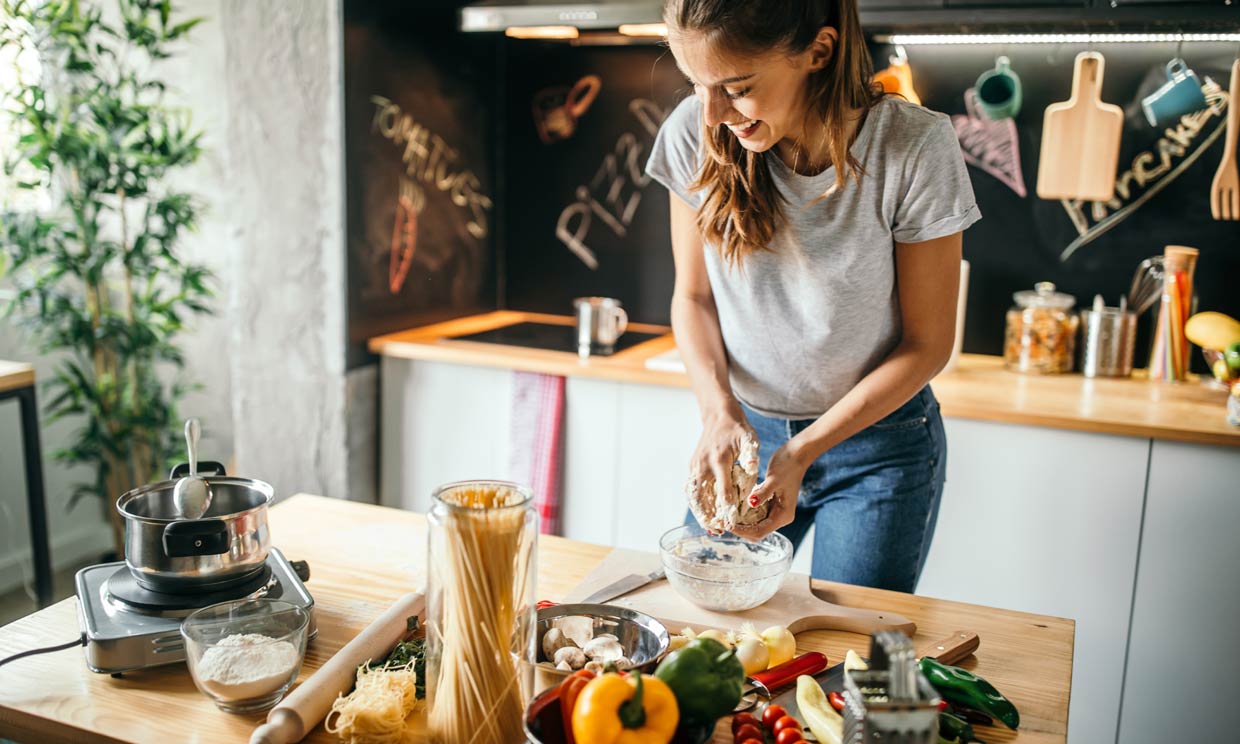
[974,56,1022,120]
[1141,58,1207,128]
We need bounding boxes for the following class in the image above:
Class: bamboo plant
[0,0,211,554]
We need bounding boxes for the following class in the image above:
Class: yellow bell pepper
[571,672,679,744]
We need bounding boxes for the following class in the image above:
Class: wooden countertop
[0,360,35,395]
[370,311,1240,448]
[0,494,1074,744]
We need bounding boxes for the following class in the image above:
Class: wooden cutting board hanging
[563,548,915,637]
[1036,51,1123,201]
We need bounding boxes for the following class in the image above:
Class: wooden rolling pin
[250,591,427,744]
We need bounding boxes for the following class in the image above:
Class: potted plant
[0,0,212,554]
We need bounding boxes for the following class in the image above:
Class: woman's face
[669,30,830,155]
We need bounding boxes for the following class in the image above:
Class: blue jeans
[686,386,946,593]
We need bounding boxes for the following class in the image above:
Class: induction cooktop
[449,321,663,355]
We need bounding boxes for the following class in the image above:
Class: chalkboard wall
[344,6,1240,370]
[344,1,499,369]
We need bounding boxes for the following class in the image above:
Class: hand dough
[685,434,769,533]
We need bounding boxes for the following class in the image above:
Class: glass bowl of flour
[659,525,793,611]
[181,598,310,713]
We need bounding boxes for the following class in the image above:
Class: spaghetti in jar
[425,480,538,744]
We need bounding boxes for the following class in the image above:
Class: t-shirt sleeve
[891,115,981,243]
[645,96,704,208]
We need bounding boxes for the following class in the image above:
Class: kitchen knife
[578,567,665,605]
[768,630,980,726]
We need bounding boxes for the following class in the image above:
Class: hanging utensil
[172,418,213,520]
[1128,255,1166,317]
[1037,52,1124,201]
[1210,59,1240,220]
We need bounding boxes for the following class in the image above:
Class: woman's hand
[731,443,808,541]
[687,406,755,531]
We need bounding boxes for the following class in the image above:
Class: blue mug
[1141,58,1207,128]
[975,56,1022,120]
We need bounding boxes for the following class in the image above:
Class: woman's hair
[665,0,882,266]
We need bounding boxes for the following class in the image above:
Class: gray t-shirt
[646,95,981,419]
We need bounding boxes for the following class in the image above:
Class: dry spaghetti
[426,483,535,744]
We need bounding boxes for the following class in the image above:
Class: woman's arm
[733,231,962,539]
[668,193,753,504]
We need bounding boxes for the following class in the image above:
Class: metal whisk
[1127,256,1165,317]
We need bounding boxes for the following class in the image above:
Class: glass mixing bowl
[181,598,309,713]
[659,524,793,611]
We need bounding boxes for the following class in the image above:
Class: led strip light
[878,33,1240,45]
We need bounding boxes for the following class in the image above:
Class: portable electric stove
[74,547,316,675]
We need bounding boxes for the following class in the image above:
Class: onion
[696,628,733,649]
[735,636,770,675]
[760,625,796,668]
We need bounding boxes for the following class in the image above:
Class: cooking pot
[116,462,273,593]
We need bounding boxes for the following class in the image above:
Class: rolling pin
[250,591,427,744]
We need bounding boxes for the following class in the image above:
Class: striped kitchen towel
[508,371,566,535]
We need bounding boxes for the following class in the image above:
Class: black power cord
[0,634,86,669]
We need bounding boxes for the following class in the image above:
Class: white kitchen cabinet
[918,418,1149,744]
[613,382,701,549]
[379,357,516,513]
[1118,440,1240,744]
[561,377,622,546]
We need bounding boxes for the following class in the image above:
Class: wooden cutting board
[1036,51,1123,201]
[563,548,915,638]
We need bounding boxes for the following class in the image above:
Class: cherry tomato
[828,690,846,712]
[739,739,764,744]
[776,729,804,744]
[734,723,762,743]
[772,715,801,735]
[762,704,788,729]
[731,713,760,734]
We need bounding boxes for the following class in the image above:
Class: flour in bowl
[194,633,300,700]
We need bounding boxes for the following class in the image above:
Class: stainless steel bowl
[534,603,669,694]
[117,463,273,592]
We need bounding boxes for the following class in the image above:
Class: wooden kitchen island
[0,495,1071,743]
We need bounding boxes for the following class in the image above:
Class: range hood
[460,0,662,33]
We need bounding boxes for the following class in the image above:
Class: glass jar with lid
[1004,281,1080,373]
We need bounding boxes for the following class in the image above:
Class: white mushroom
[583,636,626,663]
[556,659,573,671]
[552,616,595,648]
[542,627,575,660]
[554,645,587,669]
[584,660,605,674]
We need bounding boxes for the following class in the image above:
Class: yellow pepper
[570,672,679,744]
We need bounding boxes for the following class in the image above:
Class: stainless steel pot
[116,462,273,592]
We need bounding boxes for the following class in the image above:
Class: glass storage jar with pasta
[1004,281,1080,374]
[425,480,538,744]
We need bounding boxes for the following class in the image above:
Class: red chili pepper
[751,652,829,691]
[828,690,846,712]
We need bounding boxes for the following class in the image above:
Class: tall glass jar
[1148,245,1199,382]
[425,480,538,744]
[1004,282,1080,374]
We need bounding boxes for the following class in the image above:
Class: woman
[646,0,980,592]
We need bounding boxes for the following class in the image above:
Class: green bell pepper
[653,637,745,724]
[919,657,1019,730]
[938,710,985,744]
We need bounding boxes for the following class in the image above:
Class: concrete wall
[0,0,362,596]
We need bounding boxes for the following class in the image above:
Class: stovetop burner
[449,321,664,356]
[104,564,275,615]
[75,547,315,675]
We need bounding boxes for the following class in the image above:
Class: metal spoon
[173,418,213,520]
